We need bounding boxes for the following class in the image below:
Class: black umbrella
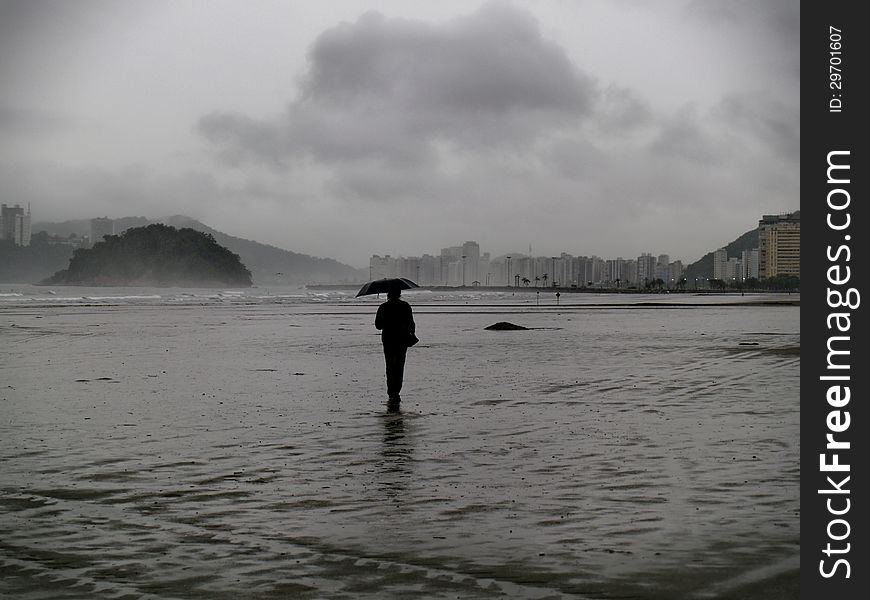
[356,277,420,297]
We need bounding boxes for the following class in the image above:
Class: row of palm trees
[508,274,688,290]
[514,273,551,287]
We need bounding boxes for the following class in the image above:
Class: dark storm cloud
[686,0,799,81]
[199,2,598,170]
[715,92,799,160]
[687,0,799,39]
[649,109,728,164]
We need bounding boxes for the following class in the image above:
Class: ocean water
[1,286,799,599]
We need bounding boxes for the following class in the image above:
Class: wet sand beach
[1,289,799,599]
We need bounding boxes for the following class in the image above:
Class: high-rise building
[655,254,670,281]
[742,249,759,280]
[637,253,657,284]
[369,255,396,280]
[607,258,626,285]
[440,246,463,285]
[725,257,742,282]
[1,203,31,246]
[90,217,114,246]
[624,259,638,285]
[758,213,800,279]
[668,260,684,287]
[461,241,480,285]
[713,248,728,280]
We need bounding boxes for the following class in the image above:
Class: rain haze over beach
[2,1,800,599]
[0,0,799,266]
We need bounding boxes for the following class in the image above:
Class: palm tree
[534,276,540,287]
[522,277,530,287]
[541,273,548,286]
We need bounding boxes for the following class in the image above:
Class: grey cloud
[198,112,290,167]
[199,2,597,172]
[545,137,608,181]
[0,105,75,135]
[595,85,654,135]
[715,92,799,160]
[325,161,450,202]
[687,0,799,39]
[686,0,799,81]
[302,5,592,114]
[0,161,223,221]
[649,109,727,164]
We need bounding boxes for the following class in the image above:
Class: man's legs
[383,343,407,406]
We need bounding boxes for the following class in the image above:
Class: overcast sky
[1,0,798,267]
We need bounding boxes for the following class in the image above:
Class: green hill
[682,211,800,281]
[682,228,759,281]
[41,224,253,287]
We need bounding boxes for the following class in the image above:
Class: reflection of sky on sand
[0,294,799,598]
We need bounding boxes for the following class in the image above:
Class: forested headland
[40,224,253,287]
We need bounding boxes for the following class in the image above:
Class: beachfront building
[370,241,687,289]
[655,255,670,281]
[667,260,684,288]
[478,252,492,286]
[369,254,438,285]
[742,249,759,280]
[90,217,114,246]
[712,248,728,281]
[461,241,480,286]
[725,257,742,283]
[439,246,463,285]
[0,203,32,246]
[758,213,800,279]
[606,258,627,287]
[637,253,657,286]
[420,254,437,285]
[369,255,397,280]
[623,259,638,286]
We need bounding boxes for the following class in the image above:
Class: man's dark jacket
[375,298,415,346]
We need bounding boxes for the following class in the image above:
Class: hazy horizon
[28,209,770,270]
[2,0,799,267]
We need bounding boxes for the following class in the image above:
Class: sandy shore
[1,296,799,598]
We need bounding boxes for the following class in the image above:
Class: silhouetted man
[375,286,415,411]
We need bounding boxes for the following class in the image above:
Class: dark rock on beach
[485,322,529,331]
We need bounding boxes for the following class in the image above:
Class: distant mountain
[42,224,253,287]
[682,211,799,280]
[31,215,365,285]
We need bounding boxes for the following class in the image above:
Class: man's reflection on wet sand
[377,412,414,504]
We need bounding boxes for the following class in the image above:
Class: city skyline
[1,1,799,266]
[370,244,688,288]
[22,204,800,278]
